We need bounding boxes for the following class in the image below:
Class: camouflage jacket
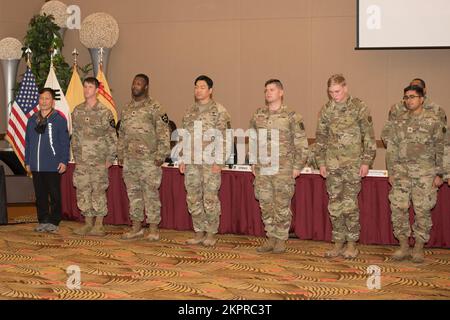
[444,130,450,180]
[117,97,170,162]
[381,97,446,146]
[315,96,376,169]
[181,100,231,165]
[386,104,447,178]
[71,100,117,164]
[249,105,309,171]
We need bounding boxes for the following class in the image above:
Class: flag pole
[99,47,104,72]
[68,48,80,162]
[72,48,79,68]
[50,47,57,70]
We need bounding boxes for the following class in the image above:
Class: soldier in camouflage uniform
[445,130,450,185]
[178,75,231,247]
[384,85,447,263]
[250,79,309,254]
[381,78,447,147]
[118,74,171,241]
[72,77,117,236]
[315,74,376,259]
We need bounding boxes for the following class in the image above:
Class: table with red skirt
[61,164,450,248]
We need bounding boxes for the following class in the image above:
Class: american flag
[6,67,39,166]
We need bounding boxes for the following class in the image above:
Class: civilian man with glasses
[383,85,447,263]
[24,88,70,233]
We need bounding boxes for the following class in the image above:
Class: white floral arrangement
[40,0,69,28]
[79,12,119,49]
[0,37,23,60]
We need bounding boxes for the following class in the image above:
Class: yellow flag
[96,65,118,123]
[66,65,85,113]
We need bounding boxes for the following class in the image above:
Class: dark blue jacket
[25,110,70,172]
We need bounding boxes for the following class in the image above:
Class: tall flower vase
[58,27,67,41]
[1,58,20,143]
[88,48,111,78]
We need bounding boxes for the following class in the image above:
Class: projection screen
[357,0,450,49]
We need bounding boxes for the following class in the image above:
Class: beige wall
[1,0,449,168]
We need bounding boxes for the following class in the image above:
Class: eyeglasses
[403,95,421,101]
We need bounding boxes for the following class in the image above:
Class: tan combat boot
[325,242,345,258]
[186,231,205,245]
[202,233,217,247]
[146,223,160,242]
[256,237,276,253]
[272,239,286,254]
[411,240,425,263]
[73,216,94,236]
[392,238,411,261]
[342,241,359,259]
[88,216,106,237]
[121,220,144,240]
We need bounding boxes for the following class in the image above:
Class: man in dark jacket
[25,88,70,233]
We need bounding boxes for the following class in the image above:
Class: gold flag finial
[72,48,79,66]
[25,48,32,68]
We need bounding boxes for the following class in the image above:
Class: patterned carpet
[0,221,448,300]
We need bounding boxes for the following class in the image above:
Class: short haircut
[404,85,424,97]
[327,74,346,87]
[39,87,55,99]
[195,75,213,89]
[83,77,100,88]
[135,73,149,86]
[265,79,284,90]
[410,78,426,89]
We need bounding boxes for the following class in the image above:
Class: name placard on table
[69,161,388,177]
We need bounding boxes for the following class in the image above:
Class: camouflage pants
[326,167,361,243]
[389,174,437,242]
[254,172,295,241]
[73,163,109,217]
[185,165,222,234]
[122,159,162,224]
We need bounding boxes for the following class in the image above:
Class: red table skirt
[61,164,450,248]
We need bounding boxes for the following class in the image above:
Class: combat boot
[146,223,160,242]
[411,240,425,263]
[325,242,345,258]
[343,241,359,259]
[186,231,205,245]
[256,237,276,253]
[392,238,411,261]
[121,220,144,240]
[202,232,217,247]
[73,216,94,236]
[88,216,106,237]
[272,239,286,254]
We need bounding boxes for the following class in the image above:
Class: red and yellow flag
[96,65,118,123]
